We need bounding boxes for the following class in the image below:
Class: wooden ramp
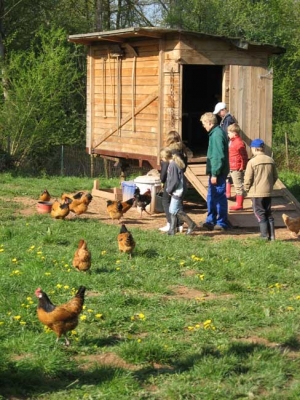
[185,163,300,228]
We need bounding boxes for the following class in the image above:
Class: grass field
[1,172,300,399]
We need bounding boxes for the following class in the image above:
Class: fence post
[61,145,64,176]
[285,132,289,170]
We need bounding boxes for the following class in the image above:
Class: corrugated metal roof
[68,26,285,54]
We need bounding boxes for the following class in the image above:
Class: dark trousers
[252,197,272,223]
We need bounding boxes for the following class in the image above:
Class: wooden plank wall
[229,65,273,155]
[90,40,161,157]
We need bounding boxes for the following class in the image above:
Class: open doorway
[181,65,223,158]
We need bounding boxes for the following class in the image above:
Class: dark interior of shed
[181,65,223,159]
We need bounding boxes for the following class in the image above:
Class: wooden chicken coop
[69,27,300,227]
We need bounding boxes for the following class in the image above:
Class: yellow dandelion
[131,316,135,321]
[64,285,69,290]
[198,274,205,280]
[295,295,300,300]
[87,309,93,313]
[82,305,86,310]
[45,272,51,276]
[116,260,121,264]
[95,314,103,319]
[137,338,142,343]
[0,321,4,325]
[71,330,77,335]
[179,261,185,266]
[37,251,43,255]
[0,249,4,253]
[286,306,294,311]
[187,326,194,331]
[116,267,121,271]
[80,315,87,321]
[195,324,201,329]
[101,250,107,255]
[13,316,21,320]
[56,284,62,289]
[20,321,26,325]
[12,258,18,263]
[64,264,69,267]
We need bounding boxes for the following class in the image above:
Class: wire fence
[0,145,151,178]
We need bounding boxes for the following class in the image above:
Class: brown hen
[50,197,72,219]
[282,213,300,238]
[107,198,135,223]
[117,224,136,258]
[69,193,93,216]
[72,239,91,272]
[39,189,51,202]
[35,286,86,346]
[61,191,84,201]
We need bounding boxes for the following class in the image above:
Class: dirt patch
[164,285,234,301]
[8,194,299,242]
[75,351,174,372]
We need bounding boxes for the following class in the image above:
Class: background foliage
[0,0,299,172]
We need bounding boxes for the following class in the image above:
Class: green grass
[1,172,300,399]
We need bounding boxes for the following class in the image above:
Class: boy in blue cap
[244,138,278,240]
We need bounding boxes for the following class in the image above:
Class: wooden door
[224,65,273,154]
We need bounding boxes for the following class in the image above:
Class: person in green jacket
[200,112,230,231]
[244,138,278,240]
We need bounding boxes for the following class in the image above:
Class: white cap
[213,102,226,114]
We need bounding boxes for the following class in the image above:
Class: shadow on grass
[2,338,299,398]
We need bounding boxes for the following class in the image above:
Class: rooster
[282,213,300,238]
[72,239,91,272]
[106,198,135,223]
[39,189,51,202]
[117,224,136,258]
[133,187,152,217]
[50,197,72,219]
[69,193,93,216]
[35,286,86,346]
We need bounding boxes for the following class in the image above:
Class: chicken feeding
[282,213,300,238]
[39,189,51,202]
[106,198,135,223]
[133,187,152,217]
[117,224,136,258]
[72,239,91,272]
[35,286,86,346]
[69,193,93,216]
[50,197,72,219]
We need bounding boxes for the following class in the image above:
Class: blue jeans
[169,196,183,215]
[206,175,229,228]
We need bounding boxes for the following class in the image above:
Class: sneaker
[159,223,170,232]
[177,225,184,233]
[202,222,214,231]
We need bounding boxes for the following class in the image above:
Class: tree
[0,27,85,169]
